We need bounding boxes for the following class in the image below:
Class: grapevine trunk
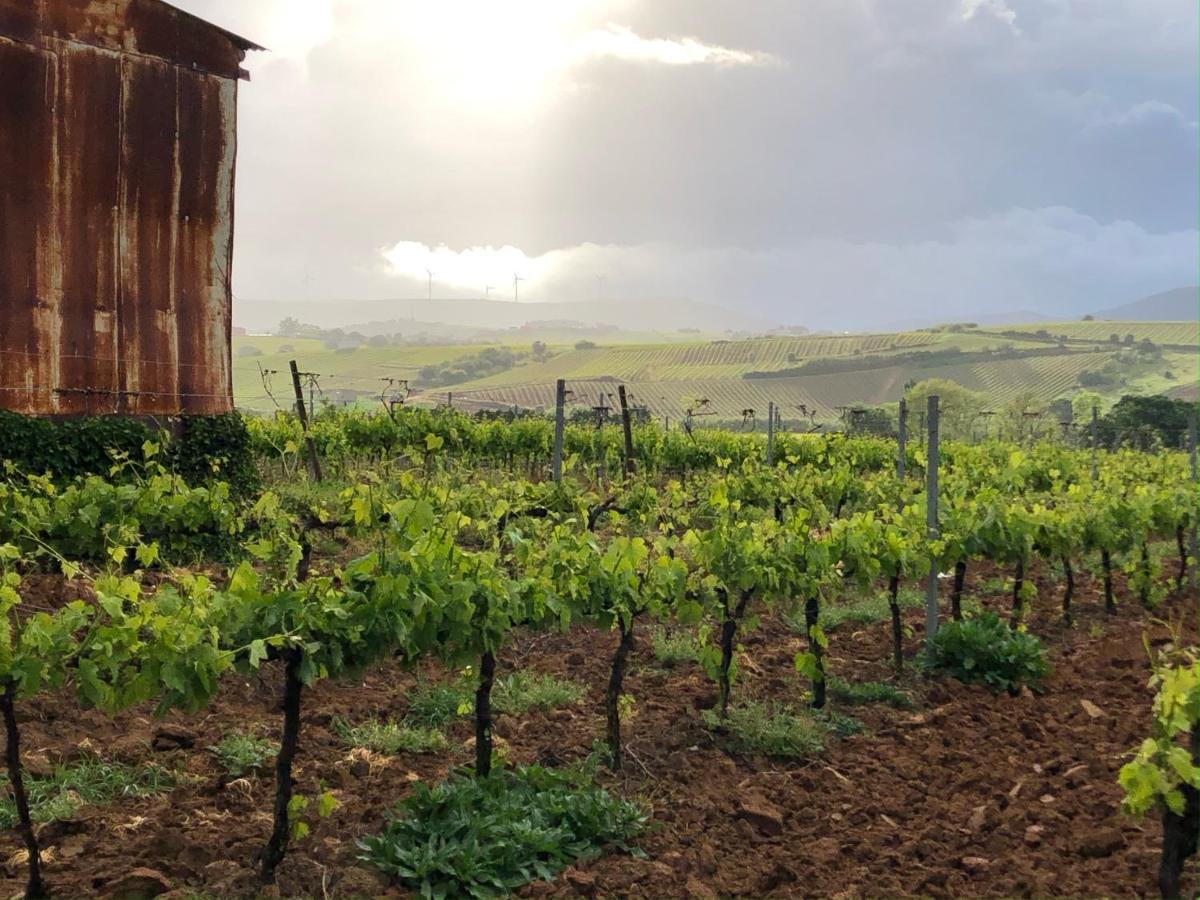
[1010,559,1025,630]
[888,574,903,673]
[0,685,44,900]
[475,651,496,777]
[1102,549,1115,613]
[805,596,826,709]
[717,590,751,720]
[1061,555,1074,625]
[1139,543,1151,606]
[605,618,635,771]
[1175,526,1187,592]
[262,650,303,883]
[950,560,966,622]
[1157,729,1199,900]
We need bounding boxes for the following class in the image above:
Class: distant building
[0,0,261,416]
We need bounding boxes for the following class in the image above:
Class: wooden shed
[0,0,261,416]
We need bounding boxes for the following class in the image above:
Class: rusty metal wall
[0,0,250,416]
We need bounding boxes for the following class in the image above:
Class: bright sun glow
[253,0,777,106]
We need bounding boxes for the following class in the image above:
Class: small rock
[151,727,196,751]
[961,856,991,875]
[331,868,386,897]
[1039,794,1056,805]
[685,877,718,900]
[105,867,172,899]
[564,867,597,894]
[22,753,54,779]
[1080,699,1104,719]
[967,805,988,833]
[694,842,717,876]
[737,794,784,836]
[1024,824,1044,846]
[348,758,371,778]
[1077,827,1125,859]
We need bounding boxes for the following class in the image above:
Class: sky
[176,0,1199,330]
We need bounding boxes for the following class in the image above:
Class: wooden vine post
[924,395,940,644]
[618,385,635,476]
[289,360,323,482]
[552,379,566,482]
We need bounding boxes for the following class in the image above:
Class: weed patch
[360,765,647,898]
[334,718,448,754]
[0,757,181,828]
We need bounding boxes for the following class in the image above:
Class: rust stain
[0,0,259,417]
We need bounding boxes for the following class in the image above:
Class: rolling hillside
[232,321,1199,422]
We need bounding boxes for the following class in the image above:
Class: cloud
[377,209,1197,329]
[381,241,543,291]
[959,0,1019,32]
[571,24,781,68]
[169,0,1197,327]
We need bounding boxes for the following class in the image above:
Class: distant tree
[1081,314,1095,321]
[367,334,389,347]
[1098,395,1193,450]
[903,379,985,440]
[846,406,894,436]
[1123,333,1135,346]
[531,340,550,362]
[277,317,302,337]
[1109,333,1121,344]
[999,390,1049,442]
[1071,391,1104,423]
[574,340,597,350]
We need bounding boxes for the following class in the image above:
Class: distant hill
[1093,287,1197,322]
[233,297,775,336]
[882,309,1055,331]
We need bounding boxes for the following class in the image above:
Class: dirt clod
[736,794,784,836]
[104,867,172,899]
[150,727,196,751]
[1076,827,1125,859]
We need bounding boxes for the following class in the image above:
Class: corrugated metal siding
[0,0,249,416]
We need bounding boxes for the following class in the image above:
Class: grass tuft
[359,765,647,898]
[797,589,923,632]
[0,756,181,828]
[648,626,705,668]
[334,718,448,755]
[406,672,585,726]
[494,671,586,715]
[210,732,277,777]
[703,700,834,758]
[405,680,471,727]
[827,676,917,710]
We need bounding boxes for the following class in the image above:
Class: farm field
[0,413,1195,899]
[0,559,1189,899]
[233,322,1199,423]
[993,321,1199,346]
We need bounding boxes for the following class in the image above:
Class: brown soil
[0,559,1193,899]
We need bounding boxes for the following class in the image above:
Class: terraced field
[436,350,1140,420]
[994,321,1199,346]
[232,321,1197,422]
[231,340,509,412]
[456,332,941,388]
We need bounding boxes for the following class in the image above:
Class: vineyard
[0,405,1194,898]
[229,323,1200,428]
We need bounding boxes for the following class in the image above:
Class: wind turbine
[425,268,433,301]
[513,273,524,303]
[484,285,494,300]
